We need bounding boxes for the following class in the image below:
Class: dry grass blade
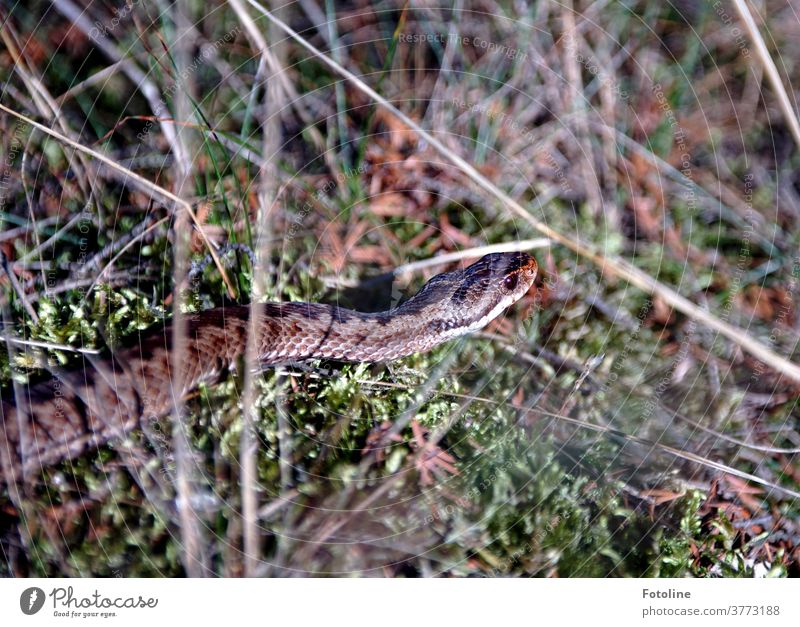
[391,239,551,276]
[0,102,237,299]
[732,0,800,149]
[0,335,101,354]
[244,0,800,383]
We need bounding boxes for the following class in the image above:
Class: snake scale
[0,252,537,483]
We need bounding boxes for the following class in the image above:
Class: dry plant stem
[391,239,551,276]
[0,253,38,323]
[287,354,468,566]
[15,210,92,266]
[483,331,800,454]
[529,409,800,499]
[0,335,101,355]
[422,0,463,131]
[607,124,779,255]
[228,0,288,575]
[0,216,60,243]
[81,213,160,276]
[32,269,148,301]
[321,239,551,289]
[260,9,299,571]
[245,0,800,383]
[360,379,800,500]
[286,472,403,573]
[50,0,189,165]
[54,61,127,105]
[560,4,604,219]
[170,234,208,578]
[0,20,90,291]
[731,0,800,149]
[170,18,211,577]
[0,22,93,201]
[229,0,328,157]
[0,103,236,299]
[0,291,42,570]
[257,488,300,521]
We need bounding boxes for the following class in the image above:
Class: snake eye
[503,274,519,291]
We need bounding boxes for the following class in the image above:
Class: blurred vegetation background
[0,0,799,577]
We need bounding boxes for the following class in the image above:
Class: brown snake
[0,252,537,483]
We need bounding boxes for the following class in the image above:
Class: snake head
[397,251,538,337]
[486,251,538,298]
[455,251,537,304]
[438,251,538,333]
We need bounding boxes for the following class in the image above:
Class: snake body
[0,252,537,482]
